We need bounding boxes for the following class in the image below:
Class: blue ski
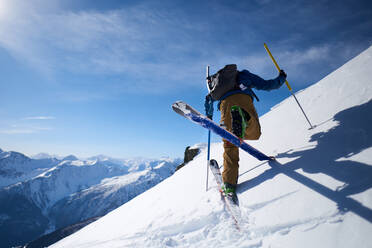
[172,101,274,161]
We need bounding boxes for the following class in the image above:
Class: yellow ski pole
[264,43,292,91]
[264,43,314,129]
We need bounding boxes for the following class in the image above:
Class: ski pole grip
[264,43,292,92]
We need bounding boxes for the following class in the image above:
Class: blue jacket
[204,70,286,117]
[220,69,286,102]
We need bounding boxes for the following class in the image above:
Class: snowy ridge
[52,45,372,247]
[0,150,59,187]
[48,160,179,229]
[6,159,129,210]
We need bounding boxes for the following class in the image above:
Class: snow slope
[52,45,372,248]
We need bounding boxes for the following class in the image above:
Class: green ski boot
[221,182,239,205]
[230,106,251,139]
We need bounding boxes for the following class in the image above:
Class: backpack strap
[238,83,260,102]
[249,88,260,102]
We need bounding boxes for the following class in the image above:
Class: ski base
[172,101,274,161]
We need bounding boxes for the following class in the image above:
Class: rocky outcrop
[176,146,201,171]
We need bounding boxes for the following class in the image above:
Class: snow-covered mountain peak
[0,150,30,162]
[62,155,79,161]
[87,154,111,161]
[32,153,55,160]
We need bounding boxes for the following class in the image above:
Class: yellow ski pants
[220,94,261,185]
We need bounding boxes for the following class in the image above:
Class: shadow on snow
[239,99,372,223]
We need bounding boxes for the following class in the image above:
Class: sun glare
[0,0,12,19]
[0,1,6,18]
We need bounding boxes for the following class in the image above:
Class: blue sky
[0,0,371,159]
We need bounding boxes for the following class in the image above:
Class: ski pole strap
[264,43,292,92]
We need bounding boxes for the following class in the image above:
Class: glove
[279,69,287,79]
[204,94,214,119]
[278,69,287,85]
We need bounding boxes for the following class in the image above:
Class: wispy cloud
[0,0,207,92]
[234,43,366,87]
[277,46,331,67]
[23,116,56,120]
[0,126,52,134]
[0,116,54,135]
[0,0,369,94]
[0,129,36,134]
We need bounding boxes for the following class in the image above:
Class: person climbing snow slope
[204,64,287,198]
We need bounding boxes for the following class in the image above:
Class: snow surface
[51,46,372,248]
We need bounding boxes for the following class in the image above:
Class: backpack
[207,64,239,100]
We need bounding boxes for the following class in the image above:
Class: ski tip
[210,159,223,170]
[171,101,184,108]
[209,159,219,167]
[172,101,187,116]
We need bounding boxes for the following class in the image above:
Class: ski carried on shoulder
[209,159,241,230]
[172,101,274,161]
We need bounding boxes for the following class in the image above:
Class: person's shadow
[239,99,372,222]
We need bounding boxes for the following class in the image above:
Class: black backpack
[207,64,239,100]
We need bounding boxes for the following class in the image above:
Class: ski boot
[221,182,239,205]
[230,106,251,139]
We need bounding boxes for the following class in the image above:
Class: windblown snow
[52,46,372,248]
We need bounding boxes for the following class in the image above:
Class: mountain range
[0,149,182,247]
